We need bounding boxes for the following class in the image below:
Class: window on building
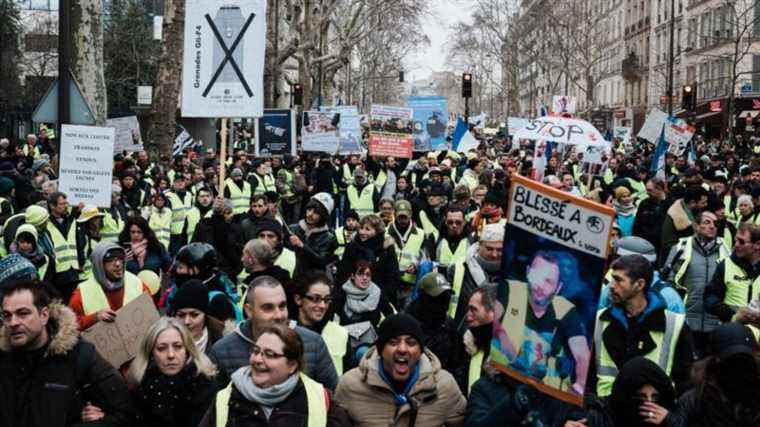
[24,33,57,52]
[16,0,59,10]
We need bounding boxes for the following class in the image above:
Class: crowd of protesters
[0,124,758,427]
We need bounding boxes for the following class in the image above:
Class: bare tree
[70,0,108,124]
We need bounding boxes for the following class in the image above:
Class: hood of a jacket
[0,301,79,356]
[91,241,124,290]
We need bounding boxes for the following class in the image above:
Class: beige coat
[334,347,466,427]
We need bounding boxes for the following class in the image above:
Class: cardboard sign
[513,116,606,145]
[106,116,142,154]
[301,111,339,153]
[81,292,160,368]
[491,175,614,407]
[58,125,115,208]
[368,105,415,158]
[181,0,267,118]
[255,109,296,156]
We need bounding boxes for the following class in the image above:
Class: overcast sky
[404,0,475,82]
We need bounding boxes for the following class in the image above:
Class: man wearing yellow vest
[248,159,277,195]
[294,272,351,375]
[591,254,695,397]
[166,174,194,256]
[75,206,106,281]
[704,222,760,329]
[256,218,295,279]
[68,242,151,331]
[346,168,378,219]
[334,209,359,259]
[461,286,498,396]
[415,183,447,240]
[43,192,82,301]
[22,133,42,159]
[386,200,427,294]
[429,206,473,270]
[223,168,251,219]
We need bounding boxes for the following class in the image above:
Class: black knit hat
[171,279,209,314]
[255,218,283,239]
[376,313,424,352]
[344,209,360,222]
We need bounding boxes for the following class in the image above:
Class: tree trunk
[70,0,107,124]
[148,0,184,163]
[299,0,314,109]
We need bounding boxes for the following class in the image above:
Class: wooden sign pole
[219,118,228,191]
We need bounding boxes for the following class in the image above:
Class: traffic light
[399,71,404,83]
[293,84,303,106]
[462,73,472,98]
[681,84,694,111]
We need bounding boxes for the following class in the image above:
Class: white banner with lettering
[59,125,115,208]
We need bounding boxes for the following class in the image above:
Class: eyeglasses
[303,294,332,304]
[354,271,372,278]
[251,345,286,360]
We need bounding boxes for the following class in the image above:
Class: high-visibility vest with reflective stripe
[390,228,425,283]
[449,261,467,318]
[47,221,78,273]
[322,321,349,375]
[468,350,484,394]
[252,173,276,194]
[347,184,374,218]
[418,210,439,240]
[23,144,42,159]
[101,211,124,243]
[489,280,574,391]
[724,195,740,223]
[334,227,350,258]
[225,178,252,215]
[603,168,614,185]
[723,257,760,309]
[594,309,685,397]
[79,237,98,281]
[186,208,213,242]
[374,169,387,191]
[279,169,295,199]
[672,236,730,290]
[275,248,297,278]
[215,373,327,427]
[436,237,469,269]
[166,191,193,235]
[78,271,144,315]
[149,207,172,250]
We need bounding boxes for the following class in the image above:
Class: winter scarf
[342,279,382,318]
[231,367,299,419]
[612,199,637,217]
[297,220,329,238]
[131,239,148,269]
[194,326,209,354]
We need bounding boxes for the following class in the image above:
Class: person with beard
[237,194,273,245]
[223,167,252,218]
[415,183,447,240]
[120,171,147,216]
[186,187,215,242]
[287,193,338,281]
[429,205,474,270]
[405,272,464,375]
[335,214,400,307]
[10,225,51,282]
[448,223,504,333]
[387,200,427,306]
[334,209,359,259]
[564,357,678,427]
[461,286,498,395]
[676,323,760,427]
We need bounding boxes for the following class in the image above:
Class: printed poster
[664,118,695,156]
[301,111,339,153]
[181,0,267,118]
[552,95,577,115]
[368,105,414,158]
[106,116,142,154]
[491,175,614,406]
[321,105,364,155]
[255,109,296,156]
[58,124,115,208]
[408,96,449,151]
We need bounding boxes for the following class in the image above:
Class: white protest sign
[302,111,339,153]
[552,95,577,114]
[181,0,267,118]
[664,118,695,156]
[513,116,606,145]
[637,108,668,143]
[59,125,115,208]
[106,116,142,153]
[507,117,530,135]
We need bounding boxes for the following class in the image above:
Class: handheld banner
[664,118,695,156]
[59,125,115,208]
[514,116,606,146]
[637,108,668,143]
[491,175,614,406]
[106,116,142,153]
[181,0,267,118]
[302,111,339,153]
[255,109,296,156]
[408,96,449,151]
[368,105,414,158]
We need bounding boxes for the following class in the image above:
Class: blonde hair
[127,317,218,386]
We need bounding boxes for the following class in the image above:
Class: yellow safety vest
[252,173,276,195]
[672,236,730,290]
[101,210,124,243]
[594,308,685,397]
[418,210,439,240]
[215,373,327,427]
[149,207,172,250]
[322,321,349,375]
[78,271,144,315]
[46,221,79,273]
[374,169,388,191]
[459,173,479,191]
[334,227,349,258]
[275,248,297,278]
[23,144,41,159]
[489,280,574,391]
[186,208,213,242]
[342,164,354,183]
[166,191,193,235]
[603,168,614,185]
[347,184,374,218]
[724,195,740,224]
[224,179,252,215]
[79,237,99,281]
[468,351,484,394]
[436,238,469,268]
[390,228,425,284]
[723,257,760,309]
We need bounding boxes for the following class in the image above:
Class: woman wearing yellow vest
[201,323,350,426]
[147,192,173,251]
[68,242,152,331]
[127,317,218,427]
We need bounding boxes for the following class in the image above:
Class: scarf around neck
[231,367,299,416]
[194,326,209,354]
[342,279,381,318]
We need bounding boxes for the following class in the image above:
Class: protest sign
[637,108,668,143]
[181,0,267,118]
[59,125,115,208]
[321,105,364,155]
[106,116,142,154]
[408,96,448,151]
[513,116,606,146]
[491,175,614,406]
[507,117,530,135]
[302,111,339,153]
[613,126,632,151]
[664,118,695,156]
[81,293,160,368]
[255,109,296,156]
[552,95,577,114]
[368,105,414,158]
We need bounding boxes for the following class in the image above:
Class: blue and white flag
[687,140,697,167]
[650,129,668,180]
[452,117,479,153]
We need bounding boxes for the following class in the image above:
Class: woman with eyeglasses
[201,323,351,426]
[128,317,218,427]
[335,260,395,329]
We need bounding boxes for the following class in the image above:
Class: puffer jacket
[0,302,134,427]
[288,220,338,281]
[334,347,467,426]
[208,319,338,391]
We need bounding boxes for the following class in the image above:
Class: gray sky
[404,0,474,81]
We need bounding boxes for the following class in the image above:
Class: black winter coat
[287,222,338,281]
[335,234,401,307]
